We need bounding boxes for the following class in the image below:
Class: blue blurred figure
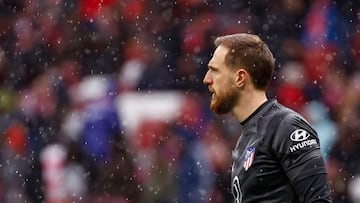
[303,101,337,160]
[77,75,122,164]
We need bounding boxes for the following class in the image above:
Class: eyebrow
[207,65,217,70]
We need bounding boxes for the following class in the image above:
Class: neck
[231,89,268,122]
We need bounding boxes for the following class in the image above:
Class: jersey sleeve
[271,113,332,202]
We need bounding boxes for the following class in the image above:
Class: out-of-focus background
[0,0,360,202]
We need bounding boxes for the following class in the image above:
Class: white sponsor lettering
[289,139,317,152]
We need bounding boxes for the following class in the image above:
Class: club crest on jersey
[243,146,255,171]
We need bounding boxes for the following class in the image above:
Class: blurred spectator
[66,75,140,202]
[173,94,214,203]
[6,14,50,89]
[321,66,346,115]
[276,61,307,111]
[2,117,32,203]
[40,144,67,203]
[140,123,181,203]
[202,119,233,203]
[302,100,337,160]
[348,175,360,203]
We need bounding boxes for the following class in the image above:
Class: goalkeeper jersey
[231,99,332,203]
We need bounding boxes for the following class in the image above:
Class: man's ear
[235,69,247,87]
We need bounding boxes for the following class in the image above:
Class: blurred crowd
[1,0,360,202]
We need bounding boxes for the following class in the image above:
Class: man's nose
[203,71,211,85]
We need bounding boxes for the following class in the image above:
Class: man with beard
[203,33,332,203]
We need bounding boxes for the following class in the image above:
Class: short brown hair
[214,33,275,90]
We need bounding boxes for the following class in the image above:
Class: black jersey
[231,100,332,203]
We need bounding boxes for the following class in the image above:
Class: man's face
[203,45,238,114]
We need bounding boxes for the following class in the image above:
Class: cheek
[216,76,232,89]
[214,74,224,85]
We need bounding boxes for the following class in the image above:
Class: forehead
[208,45,229,67]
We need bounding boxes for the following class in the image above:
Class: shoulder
[278,106,315,137]
[265,101,311,130]
[265,101,319,152]
[260,101,299,130]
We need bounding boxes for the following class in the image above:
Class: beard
[210,87,238,115]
